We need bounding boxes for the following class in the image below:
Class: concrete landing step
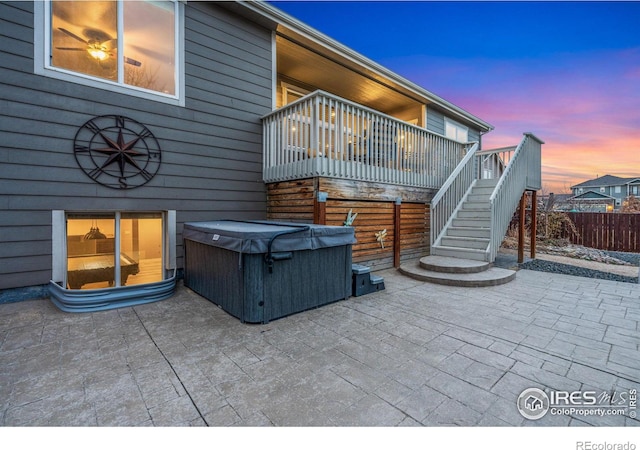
[419,255,491,274]
[399,263,516,287]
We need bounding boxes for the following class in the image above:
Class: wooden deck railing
[430,142,479,248]
[488,133,543,261]
[262,90,468,188]
[430,132,543,262]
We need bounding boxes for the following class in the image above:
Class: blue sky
[270,1,640,193]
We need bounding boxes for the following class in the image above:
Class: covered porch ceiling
[220,1,493,133]
[276,31,425,116]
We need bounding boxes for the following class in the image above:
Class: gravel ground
[520,259,639,283]
[603,250,640,265]
[520,249,640,284]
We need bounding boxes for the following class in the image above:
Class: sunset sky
[270,1,640,194]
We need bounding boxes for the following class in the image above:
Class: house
[570,175,640,211]
[0,1,542,311]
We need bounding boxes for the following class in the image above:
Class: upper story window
[281,82,310,106]
[35,1,184,105]
[444,117,469,143]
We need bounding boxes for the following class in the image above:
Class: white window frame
[281,82,311,105]
[614,185,621,194]
[34,1,185,107]
[600,186,606,193]
[444,117,469,143]
[52,210,176,287]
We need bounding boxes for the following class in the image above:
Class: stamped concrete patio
[1,269,639,427]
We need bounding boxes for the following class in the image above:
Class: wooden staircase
[400,133,543,287]
[431,178,497,261]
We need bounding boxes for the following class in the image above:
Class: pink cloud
[410,49,640,194]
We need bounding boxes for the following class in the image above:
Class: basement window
[52,211,176,291]
[65,212,164,289]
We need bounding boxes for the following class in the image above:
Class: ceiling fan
[56,27,142,67]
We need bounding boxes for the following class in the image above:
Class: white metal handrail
[475,146,516,180]
[487,133,543,262]
[430,132,542,262]
[430,142,479,247]
[263,90,467,188]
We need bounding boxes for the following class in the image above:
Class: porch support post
[394,197,401,268]
[518,192,526,264]
[530,190,537,259]
[314,191,327,225]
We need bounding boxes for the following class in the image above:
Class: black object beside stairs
[352,264,385,296]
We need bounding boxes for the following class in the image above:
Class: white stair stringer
[431,178,498,262]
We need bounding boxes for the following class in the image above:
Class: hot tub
[183,220,355,323]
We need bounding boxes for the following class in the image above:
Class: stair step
[471,184,495,191]
[456,209,491,219]
[352,264,371,275]
[352,265,385,296]
[466,193,492,202]
[431,245,489,262]
[419,255,491,274]
[447,226,491,239]
[461,203,490,211]
[475,178,499,187]
[452,218,491,228]
[399,263,516,287]
[441,236,489,250]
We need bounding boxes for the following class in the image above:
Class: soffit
[225,1,493,131]
[276,31,423,114]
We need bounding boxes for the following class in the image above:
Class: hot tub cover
[183,220,356,254]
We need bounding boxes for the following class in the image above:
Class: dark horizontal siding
[0,1,274,289]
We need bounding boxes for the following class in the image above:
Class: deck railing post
[394,197,401,268]
[314,191,327,225]
[518,192,527,264]
[530,190,537,259]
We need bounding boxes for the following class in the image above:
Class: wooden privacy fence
[563,212,640,253]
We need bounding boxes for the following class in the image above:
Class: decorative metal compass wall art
[73,115,161,189]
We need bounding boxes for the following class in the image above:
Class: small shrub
[621,194,640,213]
[538,211,579,243]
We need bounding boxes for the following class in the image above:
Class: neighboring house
[570,175,640,211]
[0,1,541,310]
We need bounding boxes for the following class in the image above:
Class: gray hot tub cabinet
[183,221,355,323]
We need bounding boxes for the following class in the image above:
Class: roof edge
[234,1,494,133]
